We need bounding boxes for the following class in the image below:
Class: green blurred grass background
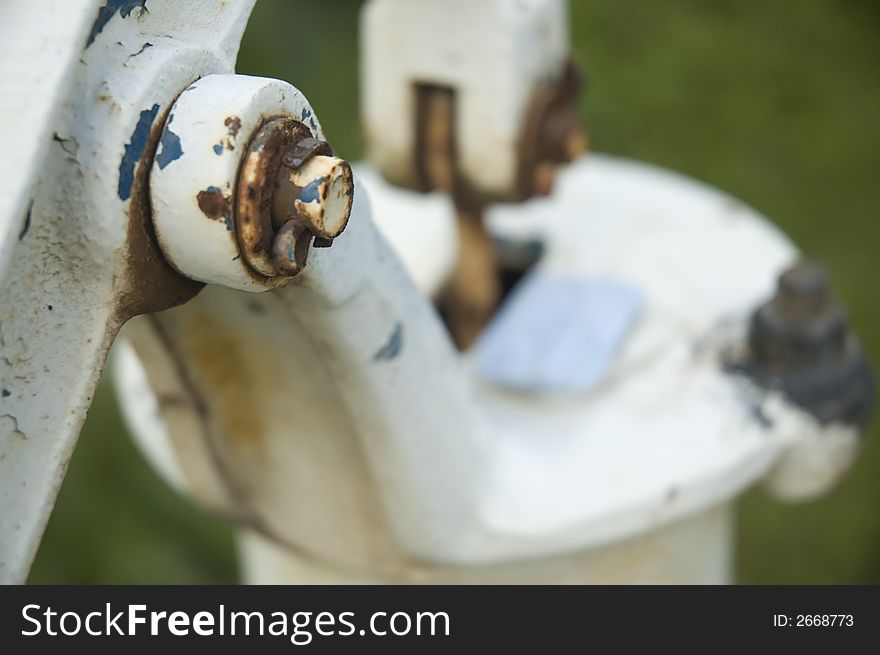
[29,0,879,583]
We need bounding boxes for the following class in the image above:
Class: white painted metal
[361,0,569,197]
[352,164,458,297]
[0,0,101,280]
[239,506,735,584]
[761,422,861,500]
[0,0,257,584]
[150,74,325,291]
[120,179,493,571]
[117,154,861,582]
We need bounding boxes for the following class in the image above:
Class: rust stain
[235,117,311,278]
[117,100,203,322]
[224,116,242,138]
[197,187,230,221]
[184,314,267,447]
[516,59,587,201]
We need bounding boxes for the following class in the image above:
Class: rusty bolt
[236,118,354,280]
[749,260,848,372]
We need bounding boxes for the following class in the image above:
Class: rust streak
[183,314,267,447]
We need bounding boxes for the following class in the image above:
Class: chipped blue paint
[117,104,159,201]
[213,143,224,155]
[300,176,328,203]
[2,389,10,398]
[156,113,183,170]
[373,323,403,361]
[300,107,319,133]
[87,0,149,48]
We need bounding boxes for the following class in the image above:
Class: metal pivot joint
[149,74,354,292]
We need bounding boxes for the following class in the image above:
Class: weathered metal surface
[0,0,101,281]
[0,0,257,584]
[120,181,485,575]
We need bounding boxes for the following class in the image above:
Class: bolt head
[750,260,848,371]
[777,260,829,315]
